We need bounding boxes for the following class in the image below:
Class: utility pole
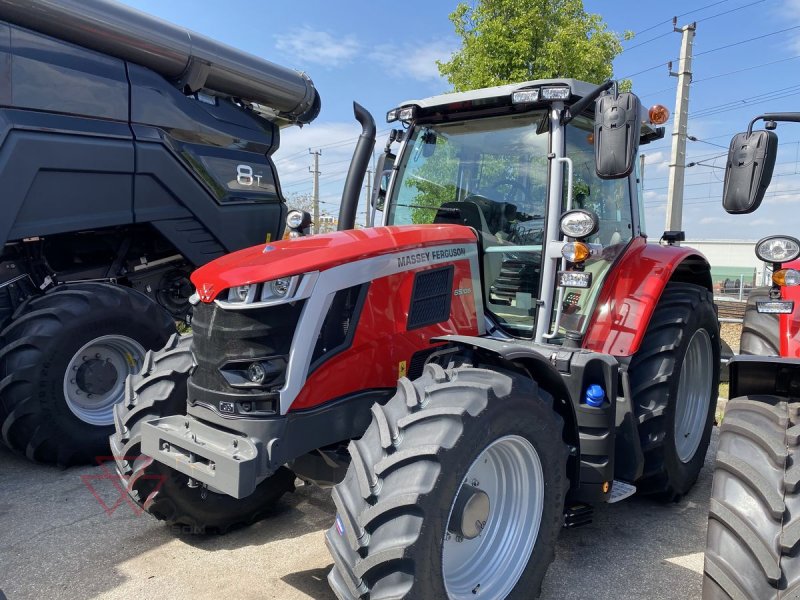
[309,149,321,234]
[363,169,372,227]
[665,19,696,236]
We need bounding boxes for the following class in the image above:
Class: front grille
[188,301,304,414]
[407,266,454,330]
[310,283,368,372]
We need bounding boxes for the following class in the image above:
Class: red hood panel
[191,225,478,302]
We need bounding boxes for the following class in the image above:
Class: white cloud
[643,150,669,175]
[275,27,360,68]
[370,41,456,82]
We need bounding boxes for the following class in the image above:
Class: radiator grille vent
[407,266,454,330]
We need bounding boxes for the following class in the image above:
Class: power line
[694,0,768,24]
[694,25,800,58]
[630,0,734,37]
[621,23,800,80]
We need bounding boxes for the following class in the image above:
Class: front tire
[111,333,295,534]
[629,282,720,500]
[0,283,175,465]
[739,287,780,356]
[326,364,569,600]
[702,397,800,599]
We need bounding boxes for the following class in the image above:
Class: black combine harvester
[0,0,320,465]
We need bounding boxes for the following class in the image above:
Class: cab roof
[397,78,597,111]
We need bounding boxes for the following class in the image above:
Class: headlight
[227,284,252,303]
[755,235,800,263]
[267,278,291,298]
[286,209,310,230]
[541,86,570,100]
[560,209,599,239]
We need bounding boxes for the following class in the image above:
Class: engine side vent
[407,266,454,330]
[309,283,369,373]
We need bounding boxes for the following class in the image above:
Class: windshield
[385,111,634,340]
[386,112,550,336]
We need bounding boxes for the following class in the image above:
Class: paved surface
[0,430,718,600]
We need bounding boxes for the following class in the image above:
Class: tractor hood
[192,225,478,302]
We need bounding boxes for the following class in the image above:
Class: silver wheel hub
[442,434,544,599]
[674,328,714,463]
[63,335,146,426]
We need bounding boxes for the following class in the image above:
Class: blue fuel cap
[585,384,605,408]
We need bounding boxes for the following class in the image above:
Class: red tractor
[112,79,720,598]
[702,114,800,600]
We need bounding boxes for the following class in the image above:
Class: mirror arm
[747,113,800,135]
[562,80,615,125]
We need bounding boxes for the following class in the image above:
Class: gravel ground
[0,429,718,600]
[720,322,741,354]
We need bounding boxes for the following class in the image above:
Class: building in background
[683,239,764,298]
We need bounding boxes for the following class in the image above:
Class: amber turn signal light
[648,104,670,125]
[561,242,590,263]
[772,269,800,286]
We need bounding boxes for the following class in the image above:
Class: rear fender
[582,237,712,357]
[433,335,619,502]
[729,355,800,398]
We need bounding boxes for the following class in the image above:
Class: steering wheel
[490,178,527,204]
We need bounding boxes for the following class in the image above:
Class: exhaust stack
[338,102,376,231]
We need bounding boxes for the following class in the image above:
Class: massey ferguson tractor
[702,114,800,600]
[112,78,721,598]
[0,0,320,465]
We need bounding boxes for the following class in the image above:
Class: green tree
[438,0,630,91]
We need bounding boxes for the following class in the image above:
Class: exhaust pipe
[338,102,376,231]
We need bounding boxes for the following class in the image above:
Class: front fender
[433,334,619,503]
[582,237,712,357]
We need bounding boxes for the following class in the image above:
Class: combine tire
[702,397,800,599]
[326,364,569,599]
[740,286,780,356]
[0,283,175,465]
[629,282,720,500]
[110,333,294,534]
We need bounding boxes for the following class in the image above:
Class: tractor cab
[376,79,667,343]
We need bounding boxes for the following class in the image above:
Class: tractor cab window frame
[385,111,552,338]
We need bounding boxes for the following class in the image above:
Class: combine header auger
[702,113,800,600]
[0,0,320,466]
[113,77,721,597]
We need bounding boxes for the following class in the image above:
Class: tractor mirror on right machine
[722,128,778,214]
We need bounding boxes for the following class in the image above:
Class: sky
[122,0,800,241]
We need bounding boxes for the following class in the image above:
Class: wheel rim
[63,335,146,426]
[674,328,714,463]
[442,434,544,599]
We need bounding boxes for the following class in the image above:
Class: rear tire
[0,283,175,465]
[629,282,720,500]
[326,364,569,600]
[702,397,800,599]
[110,333,295,534]
[740,287,780,356]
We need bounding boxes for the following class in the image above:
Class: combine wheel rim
[442,434,544,599]
[63,334,145,426]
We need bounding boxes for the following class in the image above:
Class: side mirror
[371,151,395,211]
[722,130,778,214]
[594,92,642,179]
